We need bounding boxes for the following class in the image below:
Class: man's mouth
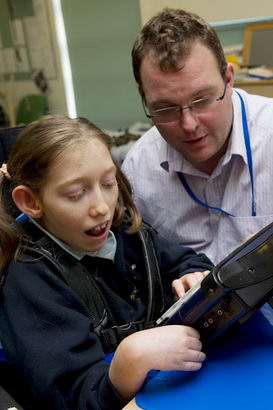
[85,222,108,237]
[185,135,206,145]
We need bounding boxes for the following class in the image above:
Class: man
[122,8,273,264]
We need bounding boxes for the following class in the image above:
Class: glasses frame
[142,82,227,123]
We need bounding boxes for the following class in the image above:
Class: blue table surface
[136,304,273,410]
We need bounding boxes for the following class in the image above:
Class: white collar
[29,218,117,261]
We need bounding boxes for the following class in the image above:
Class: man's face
[140,41,234,174]
[37,139,118,252]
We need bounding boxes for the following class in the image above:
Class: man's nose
[180,108,200,132]
[89,189,109,217]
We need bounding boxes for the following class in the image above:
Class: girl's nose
[88,189,109,217]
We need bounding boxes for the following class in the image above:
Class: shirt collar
[29,218,117,261]
[158,132,186,173]
[224,90,248,165]
[159,90,248,175]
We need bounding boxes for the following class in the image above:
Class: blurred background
[0,0,272,161]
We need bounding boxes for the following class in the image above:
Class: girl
[0,115,213,409]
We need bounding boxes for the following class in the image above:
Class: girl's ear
[12,185,44,219]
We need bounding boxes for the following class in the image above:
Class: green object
[16,94,48,125]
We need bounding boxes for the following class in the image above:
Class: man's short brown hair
[132,8,227,96]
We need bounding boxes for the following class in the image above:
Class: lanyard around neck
[177,90,256,217]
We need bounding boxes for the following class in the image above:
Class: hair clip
[11,213,29,228]
[0,163,11,180]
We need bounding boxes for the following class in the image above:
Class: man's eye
[154,106,179,113]
[192,96,212,109]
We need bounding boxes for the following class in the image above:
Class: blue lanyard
[177,91,256,217]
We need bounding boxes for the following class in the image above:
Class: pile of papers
[247,66,273,79]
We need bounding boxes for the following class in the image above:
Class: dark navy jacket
[0,224,213,409]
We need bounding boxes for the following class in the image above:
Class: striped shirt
[122,89,273,264]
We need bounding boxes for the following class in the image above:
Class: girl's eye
[68,194,82,201]
[68,190,86,201]
[102,179,117,188]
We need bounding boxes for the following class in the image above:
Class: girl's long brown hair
[0,115,141,274]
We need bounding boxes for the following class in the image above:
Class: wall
[0,0,67,126]
[61,1,273,131]
[61,0,147,131]
[3,1,268,131]
[139,0,273,25]
[138,1,273,57]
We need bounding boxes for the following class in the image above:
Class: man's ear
[138,86,145,99]
[12,185,44,219]
[226,62,235,88]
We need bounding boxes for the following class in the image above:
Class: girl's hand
[172,270,210,298]
[109,325,206,401]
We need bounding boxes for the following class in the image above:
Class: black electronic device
[157,221,273,345]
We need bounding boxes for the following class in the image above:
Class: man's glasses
[143,82,227,125]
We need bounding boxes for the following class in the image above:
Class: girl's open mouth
[85,222,108,237]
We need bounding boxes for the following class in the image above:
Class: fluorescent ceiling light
[51,0,77,118]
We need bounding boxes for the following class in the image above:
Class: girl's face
[37,139,118,252]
